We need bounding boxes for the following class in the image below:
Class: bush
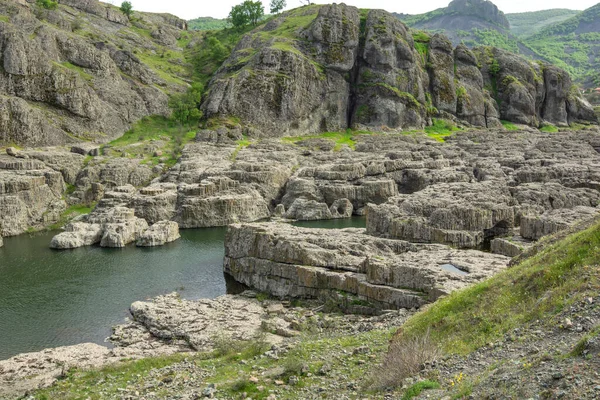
[371,328,440,389]
[169,83,204,126]
[120,1,133,20]
[36,0,58,10]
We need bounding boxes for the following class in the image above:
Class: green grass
[55,62,94,82]
[47,204,95,231]
[282,129,373,151]
[539,124,559,133]
[394,219,600,355]
[570,325,600,356]
[230,138,251,161]
[106,116,197,167]
[402,380,440,400]
[424,119,461,142]
[501,120,519,131]
[188,17,230,31]
[33,328,395,399]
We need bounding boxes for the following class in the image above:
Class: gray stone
[136,221,180,247]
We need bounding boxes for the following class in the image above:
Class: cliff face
[0,0,190,146]
[204,4,596,137]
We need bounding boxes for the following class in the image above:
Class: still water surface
[0,218,365,360]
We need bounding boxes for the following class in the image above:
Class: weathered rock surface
[50,203,148,249]
[0,0,189,147]
[203,4,596,136]
[364,130,600,249]
[136,220,180,247]
[0,154,66,236]
[224,223,510,310]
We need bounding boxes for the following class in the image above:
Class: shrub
[36,0,58,10]
[371,328,440,389]
[169,83,204,126]
[120,1,133,20]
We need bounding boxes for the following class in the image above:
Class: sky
[107,0,600,20]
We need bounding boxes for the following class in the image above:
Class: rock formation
[224,222,510,310]
[0,0,189,147]
[136,220,180,247]
[203,4,596,136]
[0,152,67,236]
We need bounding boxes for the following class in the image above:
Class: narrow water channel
[0,218,366,360]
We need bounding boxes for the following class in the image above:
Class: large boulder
[136,221,180,247]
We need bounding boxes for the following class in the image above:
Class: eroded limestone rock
[224,223,510,309]
[136,221,180,247]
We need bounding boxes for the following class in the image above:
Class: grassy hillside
[392,217,600,355]
[524,4,600,87]
[506,9,580,37]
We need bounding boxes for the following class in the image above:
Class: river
[0,218,365,360]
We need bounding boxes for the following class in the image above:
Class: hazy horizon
[103,0,593,20]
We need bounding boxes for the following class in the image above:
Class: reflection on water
[0,228,227,360]
[0,217,366,360]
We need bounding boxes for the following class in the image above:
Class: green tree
[270,0,286,14]
[229,4,250,28]
[120,1,133,20]
[169,83,204,126]
[228,1,264,28]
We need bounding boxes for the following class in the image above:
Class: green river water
[0,218,365,360]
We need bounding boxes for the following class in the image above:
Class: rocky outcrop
[50,205,148,249]
[363,129,600,249]
[136,220,180,247]
[0,0,188,147]
[224,223,510,310]
[0,154,66,237]
[203,4,595,136]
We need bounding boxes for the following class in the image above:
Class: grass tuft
[402,380,441,400]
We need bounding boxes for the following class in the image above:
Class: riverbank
[0,292,414,399]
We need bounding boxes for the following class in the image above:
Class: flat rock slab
[224,222,510,310]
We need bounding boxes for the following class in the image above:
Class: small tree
[120,1,133,20]
[270,0,286,14]
[245,0,264,26]
[300,0,311,4]
[169,83,204,127]
[229,4,250,29]
[228,1,264,28]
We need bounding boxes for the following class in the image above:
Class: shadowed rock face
[203,4,596,136]
[0,0,188,146]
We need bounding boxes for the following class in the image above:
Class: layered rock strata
[224,223,510,310]
[0,154,66,236]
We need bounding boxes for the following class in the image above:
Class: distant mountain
[525,4,600,88]
[506,9,580,37]
[188,17,229,31]
[396,0,527,55]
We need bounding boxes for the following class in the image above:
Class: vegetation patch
[391,219,600,356]
[282,129,373,151]
[424,119,461,142]
[501,120,519,131]
[105,116,197,167]
[539,124,559,133]
[402,380,441,400]
[33,328,395,399]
